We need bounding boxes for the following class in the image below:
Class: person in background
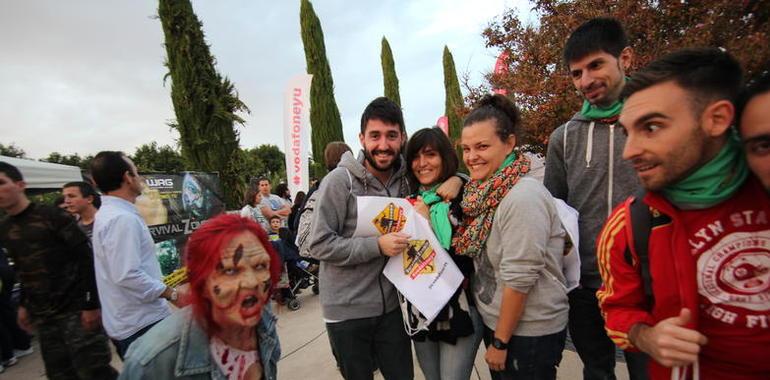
[288,191,306,231]
[62,181,101,240]
[0,162,117,379]
[120,214,282,379]
[405,127,483,380]
[0,244,33,373]
[458,94,569,379]
[736,66,770,192]
[241,187,269,231]
[268,216,282,241]
[543,17,647,379]
[274,183,292,207]
[90,151,178,359]
[258,178,291,226]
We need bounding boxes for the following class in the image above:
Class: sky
[0,0,534,160]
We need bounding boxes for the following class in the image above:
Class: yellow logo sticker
[372,202,407,235]
[403,240,436,279]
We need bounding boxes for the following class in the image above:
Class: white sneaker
[13,347,33,358]
[2,357,17,367]
[0,363,5,373]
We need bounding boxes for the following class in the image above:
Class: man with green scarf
[597,48,770,380]
[544,17,646,380]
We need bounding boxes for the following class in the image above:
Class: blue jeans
[326,309,413,380]
[568,288,649,380]
[414,306,484,380]
[482,327,567,380]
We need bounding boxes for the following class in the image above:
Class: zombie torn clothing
[37,311,117,380]
[0,202,100,319]
[120,306,280,380]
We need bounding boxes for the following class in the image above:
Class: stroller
[272,228,319,311]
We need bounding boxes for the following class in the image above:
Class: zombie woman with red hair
[120,214,282,380]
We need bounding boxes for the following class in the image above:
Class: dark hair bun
[477,94,520,128]
[464,94,521,140]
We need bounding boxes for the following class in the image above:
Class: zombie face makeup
[205,231,272,328]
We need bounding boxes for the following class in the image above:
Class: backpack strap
[624,190,654,306]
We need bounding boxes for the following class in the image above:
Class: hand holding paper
[378,232,411,257]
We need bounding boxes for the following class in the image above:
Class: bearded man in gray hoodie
[307,97,413,380]
[544,18,647,380]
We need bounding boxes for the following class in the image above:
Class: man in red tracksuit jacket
[597,48,770,379]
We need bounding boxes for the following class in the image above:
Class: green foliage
[42,152,93,169]
[158,0,249,209]
[131,142,186,173]
[442,46,466,172]
[480,0,770,152]
[300,0,345,170]
[242,144,286,186]
[381,37,402,106]
[0,143,26,158]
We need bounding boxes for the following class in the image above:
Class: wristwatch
[492,337,508,350]
[168,288,179,302]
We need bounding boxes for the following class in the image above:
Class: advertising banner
[284,73,312,197]
[136,172,225,276]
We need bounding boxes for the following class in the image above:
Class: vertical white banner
[283,74,312,198]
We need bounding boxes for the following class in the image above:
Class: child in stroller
[271,227,319,310]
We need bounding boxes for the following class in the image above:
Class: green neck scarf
[580,78,628,120]
[419,185,452,250]
[580,99,623,120]
[497,151,517,173]
[662,135,749,209]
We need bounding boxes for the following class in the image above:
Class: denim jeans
[414,306,484,380]
[568,288,649,380]
[482,327,567,380]
[326,309,413,380]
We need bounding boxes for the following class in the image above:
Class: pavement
[3,292,630,379]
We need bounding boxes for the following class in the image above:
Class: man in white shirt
[90,151,179,359]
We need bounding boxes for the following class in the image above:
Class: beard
[363,148,401,172]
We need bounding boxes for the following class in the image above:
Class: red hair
[185,213,281,335]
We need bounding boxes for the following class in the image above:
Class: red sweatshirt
[597,177,770,380]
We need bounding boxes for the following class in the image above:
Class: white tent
[0,155,82,190]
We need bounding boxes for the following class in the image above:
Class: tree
[0,143,26,158]
[132,142,186,173]
[158,0,249,208]
[42,152,92,169]
[381,37,402,106]
[242,144,286,186]
[479,0,770,153]
[300,0,345,170]
[443,46,466,171]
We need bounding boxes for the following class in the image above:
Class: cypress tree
[443,46,465,171]
[300,0,344,167]
[158,0,248,208]
[380,37,401,106]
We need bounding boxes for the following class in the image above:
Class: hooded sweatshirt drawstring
[585,121,595,168]
[608,124,615,218]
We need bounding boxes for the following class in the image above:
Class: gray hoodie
[307,151,410,321]
[544,112,640,289]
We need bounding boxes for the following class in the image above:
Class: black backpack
[623,191,671,307]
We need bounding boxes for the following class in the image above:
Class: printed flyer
[354,196,463,323]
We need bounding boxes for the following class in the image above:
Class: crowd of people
[0,16,768,380]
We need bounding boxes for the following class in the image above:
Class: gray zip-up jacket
[307,151,410,321]
[544,112,640,289]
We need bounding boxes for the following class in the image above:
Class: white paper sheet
[353,196,463,323]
